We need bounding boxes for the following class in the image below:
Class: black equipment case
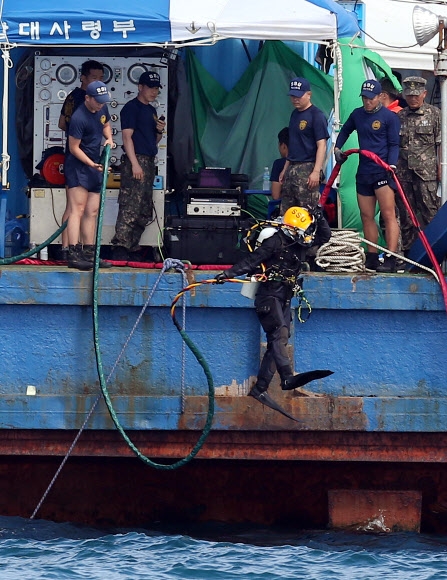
[164,217,250,265]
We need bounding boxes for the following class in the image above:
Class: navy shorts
[356,172,396,197]
[64,158,102,193]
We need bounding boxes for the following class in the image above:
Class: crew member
[111,71,166,262]
[58,60,105,258]
[215,207,332,407]
[379,78,403,113]
[279,77,329,213]
[335,79,401,273]
[397,76,441,254]
[270,127,289,201]
[64,80,113,270]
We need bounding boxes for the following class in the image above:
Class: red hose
[320,148,447,312]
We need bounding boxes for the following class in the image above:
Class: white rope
[315,229,439,281]
[316,230,364,272]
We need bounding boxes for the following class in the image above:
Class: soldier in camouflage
[396,76,441,253]
[111,71,166,261]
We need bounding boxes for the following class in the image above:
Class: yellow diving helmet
[282,206,315,245]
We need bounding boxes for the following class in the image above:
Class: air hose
[92,145,218,469]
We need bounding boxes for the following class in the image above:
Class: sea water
[1,517,447,579]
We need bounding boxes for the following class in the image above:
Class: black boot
[248,378,269,398]
[376,254,396,273]
[67,244,93,271]
[82,245,112,268]
[364,252,379,271]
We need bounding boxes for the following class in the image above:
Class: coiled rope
[316,229,365,272]
[315,230,438,279]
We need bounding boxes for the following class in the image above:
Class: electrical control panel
[31,53,168,247]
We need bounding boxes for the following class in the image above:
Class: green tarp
[186,39,400,232]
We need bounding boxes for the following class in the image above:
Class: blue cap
[360,79,382,98]
[139,71,162,88]
[86,80,111,104]
[288,77,311,97]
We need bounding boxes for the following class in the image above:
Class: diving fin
[248,389,302,423]
[281,369,334,391]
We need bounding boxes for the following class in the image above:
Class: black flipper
[281,370,334,391]
[248,390,302,423]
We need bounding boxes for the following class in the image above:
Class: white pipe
[332,41,343,228]
[1,46,11,188]
[441,74,447,205]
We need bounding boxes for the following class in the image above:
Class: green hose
[92,145,215,469]
[0,222,66,265]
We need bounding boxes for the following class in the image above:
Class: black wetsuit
[223,219,331,391]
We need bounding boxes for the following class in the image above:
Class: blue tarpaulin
[0,0,358,46]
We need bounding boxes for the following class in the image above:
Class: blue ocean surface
[1,516,447,579]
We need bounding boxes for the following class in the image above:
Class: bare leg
[357,193,378,252]
[66,186,88,246]
[375,185,399,253]
[80,192,100,246]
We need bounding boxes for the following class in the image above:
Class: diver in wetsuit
[214,206,333,417]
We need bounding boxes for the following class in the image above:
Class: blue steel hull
[1,265,447,530]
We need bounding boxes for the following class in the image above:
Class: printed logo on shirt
[299,120,308,130]
[372,120,381,130]
[100,115,107,125]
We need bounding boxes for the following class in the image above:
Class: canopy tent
[362,0,447,71]
[0,0,399,237]
[0,0,359,46]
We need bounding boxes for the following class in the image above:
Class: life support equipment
[240,209,313,298]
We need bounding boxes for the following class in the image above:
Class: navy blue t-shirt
[270,157,287,182]
[67,103,110,163]
[288,105,329,163]
[121,98,158,157]
[335,104,400,176]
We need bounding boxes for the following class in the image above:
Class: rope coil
[316,229,365,272]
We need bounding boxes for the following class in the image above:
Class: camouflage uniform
[111,154,155,252]
[396,102,441,252]
[280,162,322,214]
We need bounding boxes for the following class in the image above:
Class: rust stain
[328,490,422,532]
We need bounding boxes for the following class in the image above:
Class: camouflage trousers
[396,176,440,252]
[280,161,322,214]
[111,154,156,252]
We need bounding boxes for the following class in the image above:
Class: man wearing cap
[64,80,113,270]
[379,78,403,114]
[58,60,105,259]
[279,77,329,213]
[396,76,441,254]
[334,79,401,273]
[111,71,166,262]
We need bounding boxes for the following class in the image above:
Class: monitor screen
[198,167,231,189]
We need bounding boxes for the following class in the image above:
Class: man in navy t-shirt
[111,71,166,262]
[279,77,329,213]
[335,79,401,273]
[58,60,105,255]
[64,80,113,270]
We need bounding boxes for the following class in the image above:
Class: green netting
[186,41,333,190]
